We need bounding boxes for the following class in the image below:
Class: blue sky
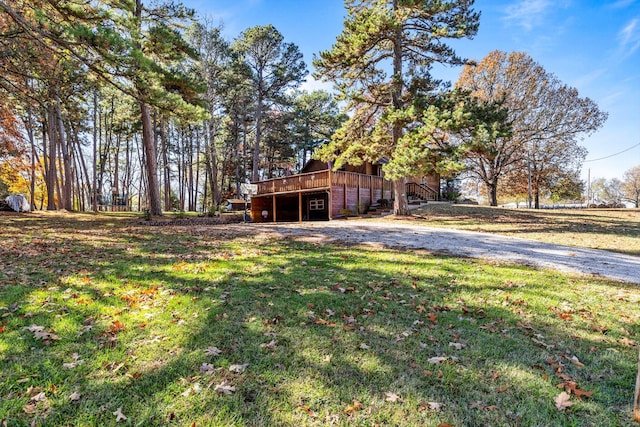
[185,0,640,181]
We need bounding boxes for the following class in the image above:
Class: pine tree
[0,0,204,215]
[314,0,479,215]
[232,25,307,182]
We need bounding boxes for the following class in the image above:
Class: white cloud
[503,0,553,30]
[572,68,608,91]
[299,75,335,93]
[618,18,640,57]
[610,0,636,8]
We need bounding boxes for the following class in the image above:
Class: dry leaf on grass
[200,363,215,374]
[384,392,402,403]
[555,392,574,411]
[344,399,363,415]
[568,355,584,368]
[181,383,202,397]
[204,346,222,356]
[427,356,448,364]
[297,405,318,418]
[113,407,127,422]
[214,381,236,395]
[261,340,277,350]
[229,363,249,373]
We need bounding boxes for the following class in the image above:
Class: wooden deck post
[272,195,276,223]
[298,192,303,222]
[328,169,333,220]
[343,179,347,212]
[370,175,373,206]
[357,174,361,213]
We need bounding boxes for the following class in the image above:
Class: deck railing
[254,170,331,195]
[253,169,388,195]
[406,182,438,201]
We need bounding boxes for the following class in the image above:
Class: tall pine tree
[314,0,479,215]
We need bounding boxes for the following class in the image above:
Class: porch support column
[328,169,333,220]
[272,195,277,222]
[298,192,303,222]
[370,175,373,206]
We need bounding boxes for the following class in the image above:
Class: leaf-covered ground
[0,212,638,426]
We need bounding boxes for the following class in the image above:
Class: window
[309,198,325,211]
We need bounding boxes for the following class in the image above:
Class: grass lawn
[0,212,639,426]
[402,204,640,256]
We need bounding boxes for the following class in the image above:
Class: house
[250,159,439,222]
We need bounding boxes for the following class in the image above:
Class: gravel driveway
[244,220,640,285]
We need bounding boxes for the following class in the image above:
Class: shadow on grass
[0,213,638,426]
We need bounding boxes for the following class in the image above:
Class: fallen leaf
[420,401,443,411]
[359,343,370,350]
[448,342,465,350]
[229,363,249,373]
[69,392,81,401]
[204,346,222,356]
[344,399,363,415]
[427,356,448,365]
[260,340,277,350]
[569,355,584,368]
[214,381,236,395]
[200,363,215,374]
[297,405,317,418]
[557,381,577,393]
[384,392,402,403]
[574,388,593,399]
[620,337,636,347]
[109,320,126,333]
[181,383,202,396]
[32,392,47,402]
[113,407,127,422]
[554,392,574,411]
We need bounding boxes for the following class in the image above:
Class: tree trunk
[487,181,498,206]
[252,93,263,182]
[393,178,410,216]
[139,100,162,215]
[194,127,201,212]
[46,103,57,210]
[24,106,37,210]
[389,0,410,217]
[160,116,171,211]
[92,91,98,211]
[56,94,73,210]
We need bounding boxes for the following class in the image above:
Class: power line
[584,141,640,162]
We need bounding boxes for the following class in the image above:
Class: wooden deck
[255,170,331,195]
[251,169,392,222]
[254,170,389,197]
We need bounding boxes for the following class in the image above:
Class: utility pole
[587,168,591,208]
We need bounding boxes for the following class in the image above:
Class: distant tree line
[0,1,342,215]
[0,0,614,214]
[589,166,640,208]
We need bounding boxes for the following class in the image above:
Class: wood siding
[251,169,392,221]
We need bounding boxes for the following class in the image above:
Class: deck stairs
[406,182,438,204]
